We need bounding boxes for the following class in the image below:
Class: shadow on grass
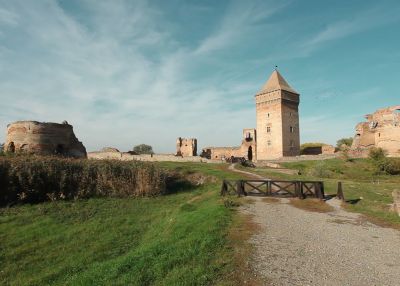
[165,175,201,195]
[346,198,362,205]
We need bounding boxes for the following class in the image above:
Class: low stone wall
[88,151,211,163]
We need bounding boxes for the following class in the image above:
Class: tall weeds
[0,156,166,205]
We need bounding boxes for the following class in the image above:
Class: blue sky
[0,0,399,152]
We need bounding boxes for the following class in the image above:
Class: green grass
[239,158,400,227]
[0,162,245,286]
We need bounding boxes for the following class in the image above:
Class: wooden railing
[220,179,324,199]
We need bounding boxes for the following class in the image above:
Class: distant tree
[133,144,154,155]
[336,137,353,149]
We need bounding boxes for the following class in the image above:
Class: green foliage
[367,148,400,175]
[336,137,353,149]
[133,144,154,154]
[368,147,387,161]
[0,162,240,285]
[0,156,166,206]
[374,158,400,175]
[309,161,332,178]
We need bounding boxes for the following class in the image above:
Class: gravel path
[241,197,400,286]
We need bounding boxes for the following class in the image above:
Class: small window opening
[267,126,271,133]
[8,142,15,153]
[290,126,294,133]
[55,144,64,155]
[267,140,271,146]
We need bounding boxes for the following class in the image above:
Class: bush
[336,137,353,149]
[368,147,387,161]
[133,144,154,154]
[0,156,167,206]
[375,158,400,175]
[309,161,332,178]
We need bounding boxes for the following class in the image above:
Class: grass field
[238,158,400,227]
[0,162,249,286]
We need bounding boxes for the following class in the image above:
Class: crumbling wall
[176,137,197,157]
[200,147,242,160]
[322,145,336,154]
[200,129,256,161]
[4,121,86,158]
[351,106,400,157]
[88,151,209,163]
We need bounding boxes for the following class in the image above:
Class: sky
[0,0,399,153]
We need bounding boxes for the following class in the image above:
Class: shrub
[0,156,167,206]
[336,137,353,149]
[368,147,387,161]
[375,158,400,175]
[309,161,332,178]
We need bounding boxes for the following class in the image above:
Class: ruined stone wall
[88,151,210,163]
[4,121,86,158]
[200,147,242,160]
[321,145,336,154]
[200,128,256,161]
[176,137,197,157]
[351,106,400,157]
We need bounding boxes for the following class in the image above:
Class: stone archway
[248,146,253,161]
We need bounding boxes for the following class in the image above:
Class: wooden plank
[244,181,268,194]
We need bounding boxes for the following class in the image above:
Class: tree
[133,144,154,155]
[336,137,353,149]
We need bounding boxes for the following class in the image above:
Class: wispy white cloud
[195,0,289,54]
[0,0,261,152]
[302,5,400,53]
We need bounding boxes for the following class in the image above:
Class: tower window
[290,126,294,133]
[267,140,271,146]
[267,127,271,133]
[289,112,292,117]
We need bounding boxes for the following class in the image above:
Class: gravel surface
[241,197,400,286]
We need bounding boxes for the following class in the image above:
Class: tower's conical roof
[259,69,298,94]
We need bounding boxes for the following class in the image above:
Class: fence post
[337,181,345,201]
[236,180,244,197]
[220,180,227,196]
[315,182,324,200]
[298,181,305,199]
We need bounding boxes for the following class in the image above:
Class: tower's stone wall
[255,71,300,160]
[176,137,197,157]
[4,121,86,158]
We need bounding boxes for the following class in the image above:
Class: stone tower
[255,69,300,160]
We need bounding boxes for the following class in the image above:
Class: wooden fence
[220,179,324,199]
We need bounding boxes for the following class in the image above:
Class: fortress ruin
[351,105,400,157]
[4,121,87,158]
[201,69,300,161]
[176,137,197,157]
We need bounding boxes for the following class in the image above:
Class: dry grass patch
[224,213,263,286]
[289,198,334,213]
